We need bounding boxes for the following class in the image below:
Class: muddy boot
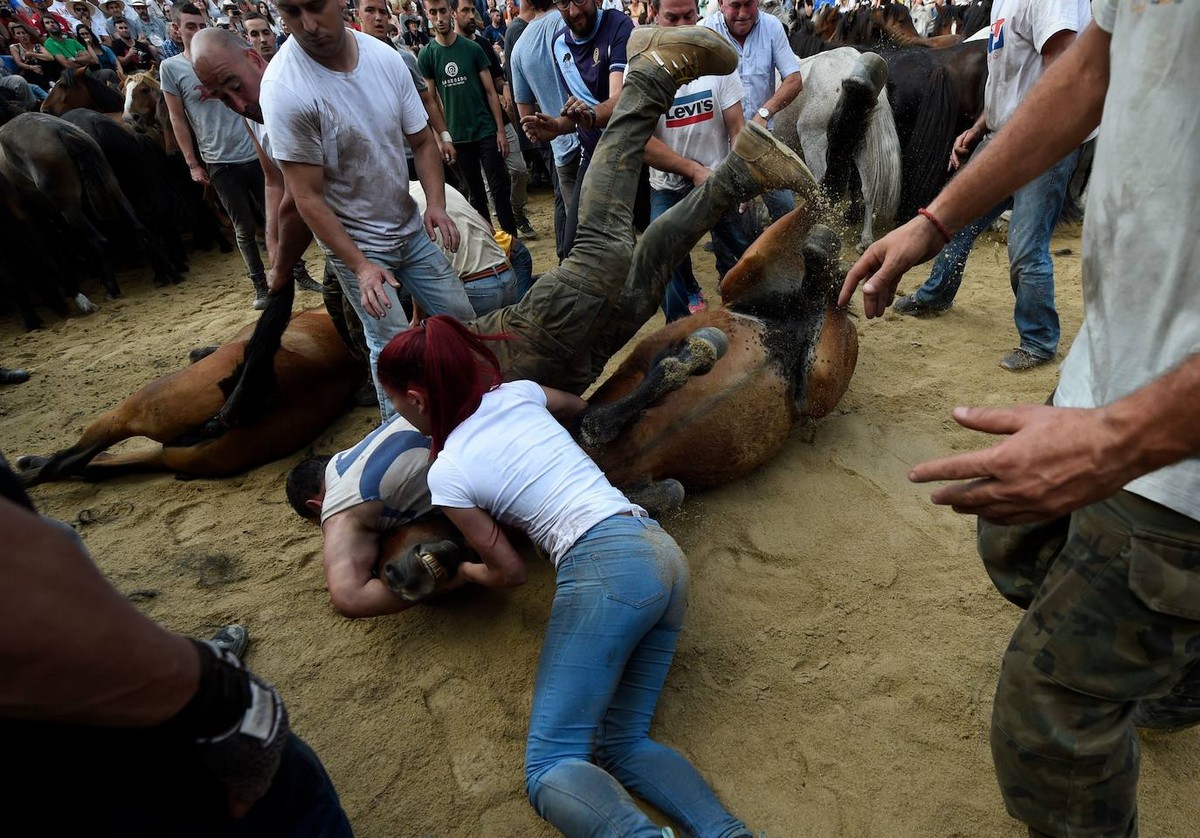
[627,24,738,86]
[250,273,270,311]
[731,121,818,200]
[292,262,324,293]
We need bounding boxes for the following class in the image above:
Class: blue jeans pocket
[589,551,667,609]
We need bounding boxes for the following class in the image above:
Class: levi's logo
[665,90,715,128]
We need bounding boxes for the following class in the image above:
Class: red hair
[377,316,507,455]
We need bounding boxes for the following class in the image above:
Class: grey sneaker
[209,624,249,659]
[892,293,950,317]
[1000,347,1053,372]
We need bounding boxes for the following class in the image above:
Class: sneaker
[892,293,950,317]
[517,217,538,240]
[293,264,324,293]
[252,294,269,311]
[999,347,1053,372]
[0,367,30,385]
[687,291,708,315]
[209,623,249,659]
[627,25,738,86]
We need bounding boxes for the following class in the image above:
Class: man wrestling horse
[284,28,855,619]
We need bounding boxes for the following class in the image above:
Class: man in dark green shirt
[418,0,517,237]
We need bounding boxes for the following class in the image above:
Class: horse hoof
[625,478,686,518]
[73,293,100,315]
[16,454,48,471]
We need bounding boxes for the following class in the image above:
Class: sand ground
[2,190,1196,836]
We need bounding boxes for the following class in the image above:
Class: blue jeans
[911,148,1079,359]
[651,186,756,322]
[463,265,519,317]
[762,187,794,223]
[327,232,476,419]
[525,515,750,838]
[510,238,535,299]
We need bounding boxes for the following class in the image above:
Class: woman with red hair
[376,315,752,837]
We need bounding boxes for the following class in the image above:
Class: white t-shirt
[1055,0,1200,523]
[321,414,435,529]
[408,182,508,280]
[428,381,642,566]
[984,0,1089,132]
[261,30,430,252]
[648,71,744,194]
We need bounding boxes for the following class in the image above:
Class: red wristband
[917,207,952,244]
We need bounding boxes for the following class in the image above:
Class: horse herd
[9,1,998,573]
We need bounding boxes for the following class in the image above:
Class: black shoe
[0,367,30,385]
[209,623,249,659]
[892,293,950,317]
[293,264,324,293]
[517,218,538,240]
[1000,348,1054,372]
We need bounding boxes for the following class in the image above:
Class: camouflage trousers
[473,61,756,396]
[979,490,1200,837]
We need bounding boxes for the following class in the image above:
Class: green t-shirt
[417,35,495,144]
[43,36,85,61]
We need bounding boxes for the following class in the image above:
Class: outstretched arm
[840,23,1111,316]
[322,510,417,618]
[910,354,1200,525]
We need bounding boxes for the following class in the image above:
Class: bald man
[191,27,321,295]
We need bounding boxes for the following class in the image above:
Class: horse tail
[207,280,296,436]
[49,120,140,231]
[897,64,957,222]
[856,88,901,243]
[823,63,883,201]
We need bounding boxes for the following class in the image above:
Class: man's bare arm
[164,89,207,184]
[322,509,415,619]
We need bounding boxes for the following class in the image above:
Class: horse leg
[16,406,133,486]
[579,326,730,448]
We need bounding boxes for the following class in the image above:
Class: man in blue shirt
[510,0,582,260]
[702,0,802,223]
[520,0,632,252]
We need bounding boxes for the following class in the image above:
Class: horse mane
[57,68,127,113]
[127,70,161,92]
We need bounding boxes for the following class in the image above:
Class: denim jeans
[526,515,750,838]
[761,187,794,223]
[208,159,266,282]
[651,185,756,322]
[510,238,535,299]
[463,265,519,317]
[327,231,475,419]
[553,145,581,262]
[910,147,1079,359]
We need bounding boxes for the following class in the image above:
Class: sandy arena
[2,192,1196,836]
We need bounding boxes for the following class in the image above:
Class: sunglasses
[552,0,589,9]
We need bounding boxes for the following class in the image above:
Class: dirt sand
[2,194,1196,836]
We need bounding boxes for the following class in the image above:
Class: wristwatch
[757,106,771,121]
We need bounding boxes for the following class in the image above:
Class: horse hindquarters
[588,313,795,491]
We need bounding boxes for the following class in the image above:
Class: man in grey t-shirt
[162,2,271,308]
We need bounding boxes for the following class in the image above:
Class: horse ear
[74,66,87,79]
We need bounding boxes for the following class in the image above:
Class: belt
[461,261,509,283]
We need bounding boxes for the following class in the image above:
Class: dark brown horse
[40,67,126,117]
[15,304,361,485]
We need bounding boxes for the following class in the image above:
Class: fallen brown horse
[380,206,858,598]
[15,305,360,485]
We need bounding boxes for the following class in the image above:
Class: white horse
[773,47,902,252]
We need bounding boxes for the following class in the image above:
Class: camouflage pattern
[978,491,1200,837]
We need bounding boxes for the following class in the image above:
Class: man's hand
[496,129,508,159]
[751,112,768,128]
[521,112,561,143]
[838,215,946,317]
[949,124,983,171]
[266,265,291,294]
[189,163,210,186]
[424,204,460,253]
[909,404,1134,525]
[561,95,597,130]
[690,164,713,188]
[439,137,457,165]
[356,259,401,318]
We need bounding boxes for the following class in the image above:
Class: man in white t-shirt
[888,0,1091,374]
[645,0,748,321]
[261,0,476,420]
[841,1,1200,833]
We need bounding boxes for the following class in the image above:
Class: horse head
[40,67,89,115]
[718,203,816,314]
